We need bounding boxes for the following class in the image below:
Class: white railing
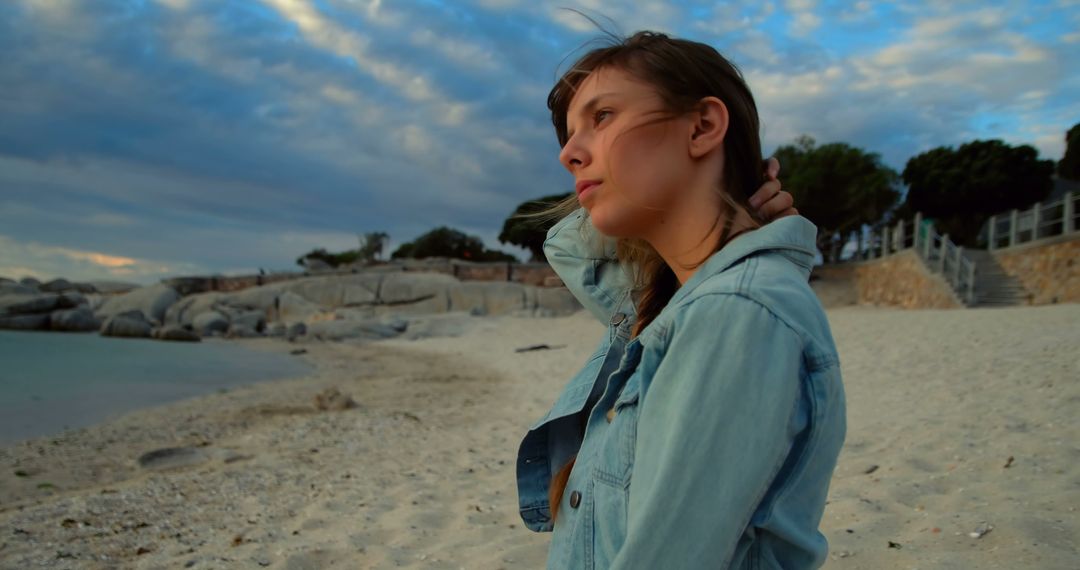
[848,212,976,304]
[987,191,1078,250]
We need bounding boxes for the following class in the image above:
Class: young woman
[516,32,846,568]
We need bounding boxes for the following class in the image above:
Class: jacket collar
[667,215,818,307]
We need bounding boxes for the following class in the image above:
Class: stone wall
[852,250,963,309]
[993,235,1080,305]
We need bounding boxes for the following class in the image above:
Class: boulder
[377,273,454,314]
[278,291,322,324]
[226,324,261,338]
[192,311,229,337]
[448,281,526,316]
[534,286,582,316]
[96,283,180,324]
[313,387,357,411]
[40,278,75,293]
[286,322,307,341]
[0,313,51,330]
[400,312,475,340]
[19,277,42,289]
[266,322,287,337]
[50,307,101,332]
[305,317,405,341]
[0,282,40,296]
[56,291,85,309]
[153,325,201,342]
[163,292,223,327]
[100,310,153,338]
[284,274,381,307]
[0,293,62,316]
[86,281,139,295]
[231,309,266,332]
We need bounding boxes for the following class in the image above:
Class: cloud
[0,0,1076,281]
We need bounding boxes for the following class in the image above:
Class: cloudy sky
[2,0,1077,284]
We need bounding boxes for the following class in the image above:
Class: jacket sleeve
[543,208,633,324]
[610,294,805,569]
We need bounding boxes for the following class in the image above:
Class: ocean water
[0,331,312,445]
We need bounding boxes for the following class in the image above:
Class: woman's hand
[749,157,798,221]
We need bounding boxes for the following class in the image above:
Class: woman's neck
[644,198,757,285]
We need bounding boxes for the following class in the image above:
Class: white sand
[1,305,1077,569]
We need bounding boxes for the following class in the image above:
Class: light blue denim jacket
[516,209,846,569]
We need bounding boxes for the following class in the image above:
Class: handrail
[852,212,976,304]
[988,191,1078,250]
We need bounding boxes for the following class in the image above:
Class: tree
[358,231,389,262]
[902,139,1054,245]
[391,226,518,262]
[1059,123,1080,181]
[772,136,901,258]
[499,193,573,261]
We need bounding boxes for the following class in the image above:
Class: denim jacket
[516,209,846,569]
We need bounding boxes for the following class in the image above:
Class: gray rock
[100,310,153,338]
[0,282,40,296]
[278,291,321,324]
[153,325,201,342]
[284,274,381,307]
[96,283,180,324]
[448,281,526,316]
[534,286,582,316]
[286,322,307,341]
[313,387,357,411]
[226,324,261,338]
[229,309,266,332]
[50,306,101,332]
[377,272,455,314]
[306,317,404,341]
[266,322,287,337]
[0,313,51,330]
[86,281,139,295]
[56,291,85,309]
[19,277,42,289]
[400,312,475,340]
[163,292,223,327]
[0,293,61,316]
[40,278,74,293]
[192,311,229,336]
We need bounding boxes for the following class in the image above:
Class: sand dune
[1,305,1077,569]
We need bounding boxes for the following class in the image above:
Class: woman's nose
[559,136,590,172]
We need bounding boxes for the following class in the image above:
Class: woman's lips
[576,180,600,200]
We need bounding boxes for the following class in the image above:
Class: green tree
[772,136,901,257]
[391,226,518,262]
[902,139,1054,245]
[358,231,389,262]
[1059,123,1080,181]
[499,193,573,261]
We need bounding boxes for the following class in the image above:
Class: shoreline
[0,331,312,446]
[2,306,1078,569]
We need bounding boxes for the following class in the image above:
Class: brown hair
[544,31,766,523]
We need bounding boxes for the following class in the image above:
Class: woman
[515,32,846,568]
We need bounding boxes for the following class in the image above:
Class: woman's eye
[594,109,612,125]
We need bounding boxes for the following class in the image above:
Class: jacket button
[569,490,582,509]
[610,312,626,325]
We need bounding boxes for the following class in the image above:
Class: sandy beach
[1,304,1078,569]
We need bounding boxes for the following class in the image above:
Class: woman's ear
[688,97,729,159]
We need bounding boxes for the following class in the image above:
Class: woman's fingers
[750,157,797,221]
[759,190,798,220]
[765,156,780,180]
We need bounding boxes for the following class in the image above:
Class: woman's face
[559,67,697,238]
